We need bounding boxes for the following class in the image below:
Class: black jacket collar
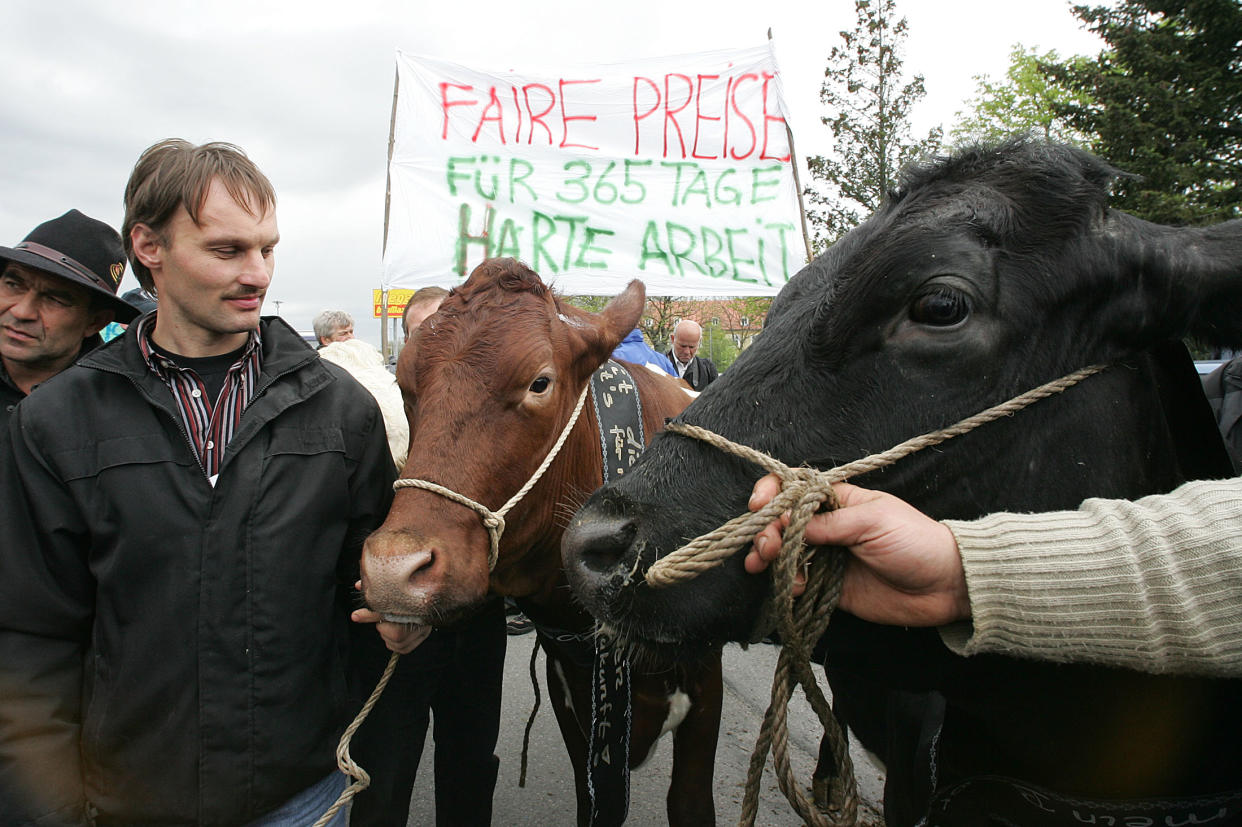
[80,315,319,383]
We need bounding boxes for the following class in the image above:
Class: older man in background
[666,318,718,391]
[313,308,354,347]
[1,210,140,429]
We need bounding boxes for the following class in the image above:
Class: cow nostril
[404,549,434,586]
[569,517,638,574]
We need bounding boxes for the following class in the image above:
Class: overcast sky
[1,0,1102,344]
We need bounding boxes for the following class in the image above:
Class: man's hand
[350,583,433,654]
[744,475,971,627]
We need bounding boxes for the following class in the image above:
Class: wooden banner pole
[379,63,400,359]
[769,28,815,264]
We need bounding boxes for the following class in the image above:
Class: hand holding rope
[645,364,1108,826]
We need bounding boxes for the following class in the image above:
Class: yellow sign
[373,288,415,318]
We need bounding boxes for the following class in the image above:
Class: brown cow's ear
[561,279,646,372]
[598,279,646,346]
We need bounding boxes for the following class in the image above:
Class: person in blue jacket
[611,327,677,377]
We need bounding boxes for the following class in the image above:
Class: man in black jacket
[665,318,718,392]
[0,211,140,430]
[0,139,427,826]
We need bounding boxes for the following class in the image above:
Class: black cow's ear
[1112,214,1242,348]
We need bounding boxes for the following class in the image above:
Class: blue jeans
[246,772,348,827]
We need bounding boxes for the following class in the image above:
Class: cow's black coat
[563,139,1242,823]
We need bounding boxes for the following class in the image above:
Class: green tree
[712,296,772,355]
[1046,0,1242,224]
[699,321,739,371]
[641,296,682,349]
[805,0,943,251]
[564,295,611,313]
[951,46,1093,147]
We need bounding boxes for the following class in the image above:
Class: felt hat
[120,287,158,316]
[0,210,140,322]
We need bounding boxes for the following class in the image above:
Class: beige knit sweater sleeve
[938,477,1242,677]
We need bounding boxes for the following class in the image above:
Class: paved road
[397,636,885,825]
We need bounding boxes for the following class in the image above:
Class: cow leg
[542,647,594,826]
[666,656,722,826]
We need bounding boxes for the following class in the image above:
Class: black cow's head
[562,138,1242,655]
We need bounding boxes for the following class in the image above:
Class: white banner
[382,45,805,296]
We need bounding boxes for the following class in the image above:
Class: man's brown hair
[122,139,277,293]
[401,285,451,331]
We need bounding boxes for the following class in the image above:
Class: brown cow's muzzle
[360,523,491,626]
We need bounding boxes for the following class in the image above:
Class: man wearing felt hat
[0,210,141,427]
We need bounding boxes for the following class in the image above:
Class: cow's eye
[910,288,971,327]
[529,377,551,394]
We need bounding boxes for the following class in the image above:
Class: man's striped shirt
[137,315,262,485]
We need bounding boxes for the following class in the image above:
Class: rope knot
[646,363,1107,591]
[635,363,1108,826]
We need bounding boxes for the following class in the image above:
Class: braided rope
[317,383,592,822]
[326,384,589,822]
[312,651,401,826]
[645,363,1108,827]
[647,363,1108,587]
[393,383,590,571]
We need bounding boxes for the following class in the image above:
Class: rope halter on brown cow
[645,363,1109,827]
[318,382,592,824]
[391,381,592,571]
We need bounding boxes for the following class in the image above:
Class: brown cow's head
[362,257,644,625]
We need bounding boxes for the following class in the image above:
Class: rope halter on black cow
[646,363,1109,827]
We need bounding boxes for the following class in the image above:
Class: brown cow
[361,258,722,826]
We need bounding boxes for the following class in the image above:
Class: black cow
[562,139,1242,825]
